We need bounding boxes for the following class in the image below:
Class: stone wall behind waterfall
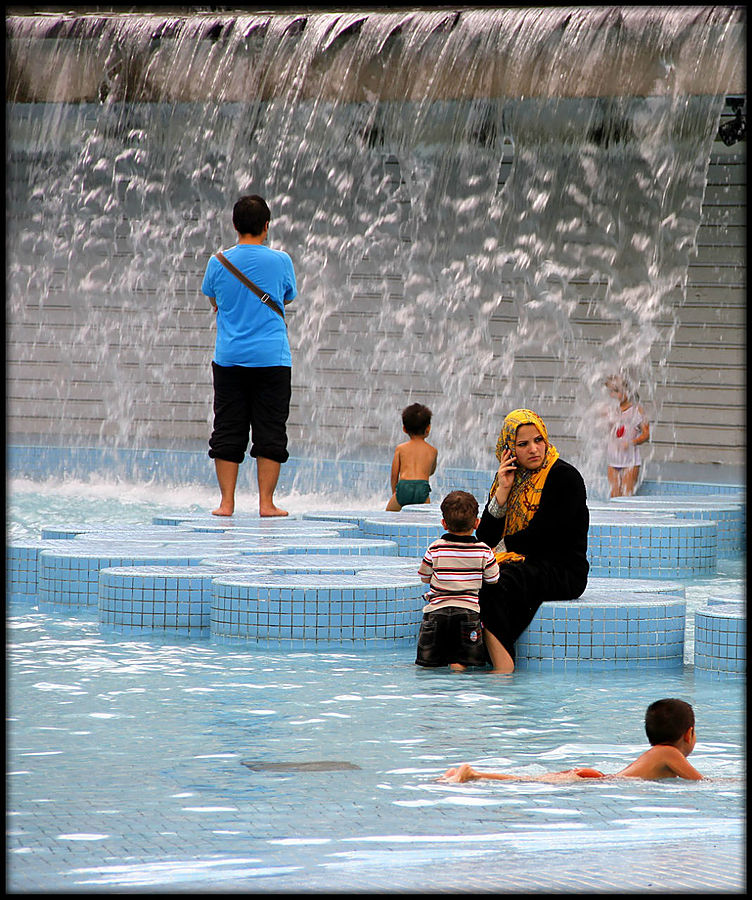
[6,112,745,477]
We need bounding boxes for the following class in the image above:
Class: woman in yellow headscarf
[476,409,590,673]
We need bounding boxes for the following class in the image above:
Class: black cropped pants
[208,362,291,465]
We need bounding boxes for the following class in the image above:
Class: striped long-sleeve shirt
[418,533,500,612]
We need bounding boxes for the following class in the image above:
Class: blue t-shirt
[202,243,297,367]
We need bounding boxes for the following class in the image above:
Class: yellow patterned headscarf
[489,409,559,564]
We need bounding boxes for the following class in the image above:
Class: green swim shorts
[395,479,431,507]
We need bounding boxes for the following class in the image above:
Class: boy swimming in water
[442,698,703,783]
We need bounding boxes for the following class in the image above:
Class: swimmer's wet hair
[440,490,479,533]
[402,403,432,436]
[644,698,695,745]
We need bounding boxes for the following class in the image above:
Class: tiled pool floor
[6,479,745,893]
[7,605,744,894]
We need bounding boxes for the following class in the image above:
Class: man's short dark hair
[233,195,271,236]
[644,698,695,745]
[440,490,479,534]
[402,403,431,436]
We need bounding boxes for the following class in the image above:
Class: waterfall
[6,7,744,494]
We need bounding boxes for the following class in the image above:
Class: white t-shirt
[607,404,645,468]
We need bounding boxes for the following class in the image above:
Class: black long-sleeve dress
[476,458,590,661]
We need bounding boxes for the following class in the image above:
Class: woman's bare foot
[212,504,234,516]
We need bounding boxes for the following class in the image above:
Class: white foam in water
[7,476,387,540]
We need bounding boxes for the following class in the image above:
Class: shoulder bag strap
[214,251,285,320]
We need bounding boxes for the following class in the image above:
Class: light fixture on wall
[717,97,746,146]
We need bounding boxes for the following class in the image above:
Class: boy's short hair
[401,403,432,436]
[644,698,695,745]
[233,195,270,236]
[440,490,479,533]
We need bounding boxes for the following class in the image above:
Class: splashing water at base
[6,8,742,499]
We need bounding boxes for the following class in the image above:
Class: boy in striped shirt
[416,490,500,671]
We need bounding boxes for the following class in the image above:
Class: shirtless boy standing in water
[386,403,438,511]
[442,698,703,783]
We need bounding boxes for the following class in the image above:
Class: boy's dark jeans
[415,607,489,668]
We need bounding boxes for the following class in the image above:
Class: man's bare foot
[259,504,288,517]
[212,504,234,517]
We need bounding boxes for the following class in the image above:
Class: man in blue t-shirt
[202,195,297,516]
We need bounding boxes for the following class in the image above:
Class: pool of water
[6,480,746,892]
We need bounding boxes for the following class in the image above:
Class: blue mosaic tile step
[516,596,686,672]
[694,604,745,676]
[600,495,745,556]
[201,553,421,575]
[639,479,743,497]
[237,538,398,556]
[587,512,716,578]
[150,513,363,537]
[7,538,69,599]
[66,524,346,544]
[99,564,272,635]
[302,509,408,528]
[38,545,233,608]
[151,512,337,527]
[358,515,444,557]
[582,577,686,599]
[707,593,744,605]
[210,571,425,645]
[185,522,361,537]
[41,523,195,540]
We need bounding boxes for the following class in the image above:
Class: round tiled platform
[37,544,237,608]
[516,595,687,672]
[605,495,745,556]
[236,538,398,557]
[210,571,424,645]
[98,564,272,635]
[41,524,197,541]
[186,524,357,537]
[582,577,686,599]
[151,513,359,534]
[6,539,68,600]
[201,553,421,576]
[357,514,444,557]
[693,602,745,677]
[9,490,741,666]
[302,509,411,528]
[587,511,717,578]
